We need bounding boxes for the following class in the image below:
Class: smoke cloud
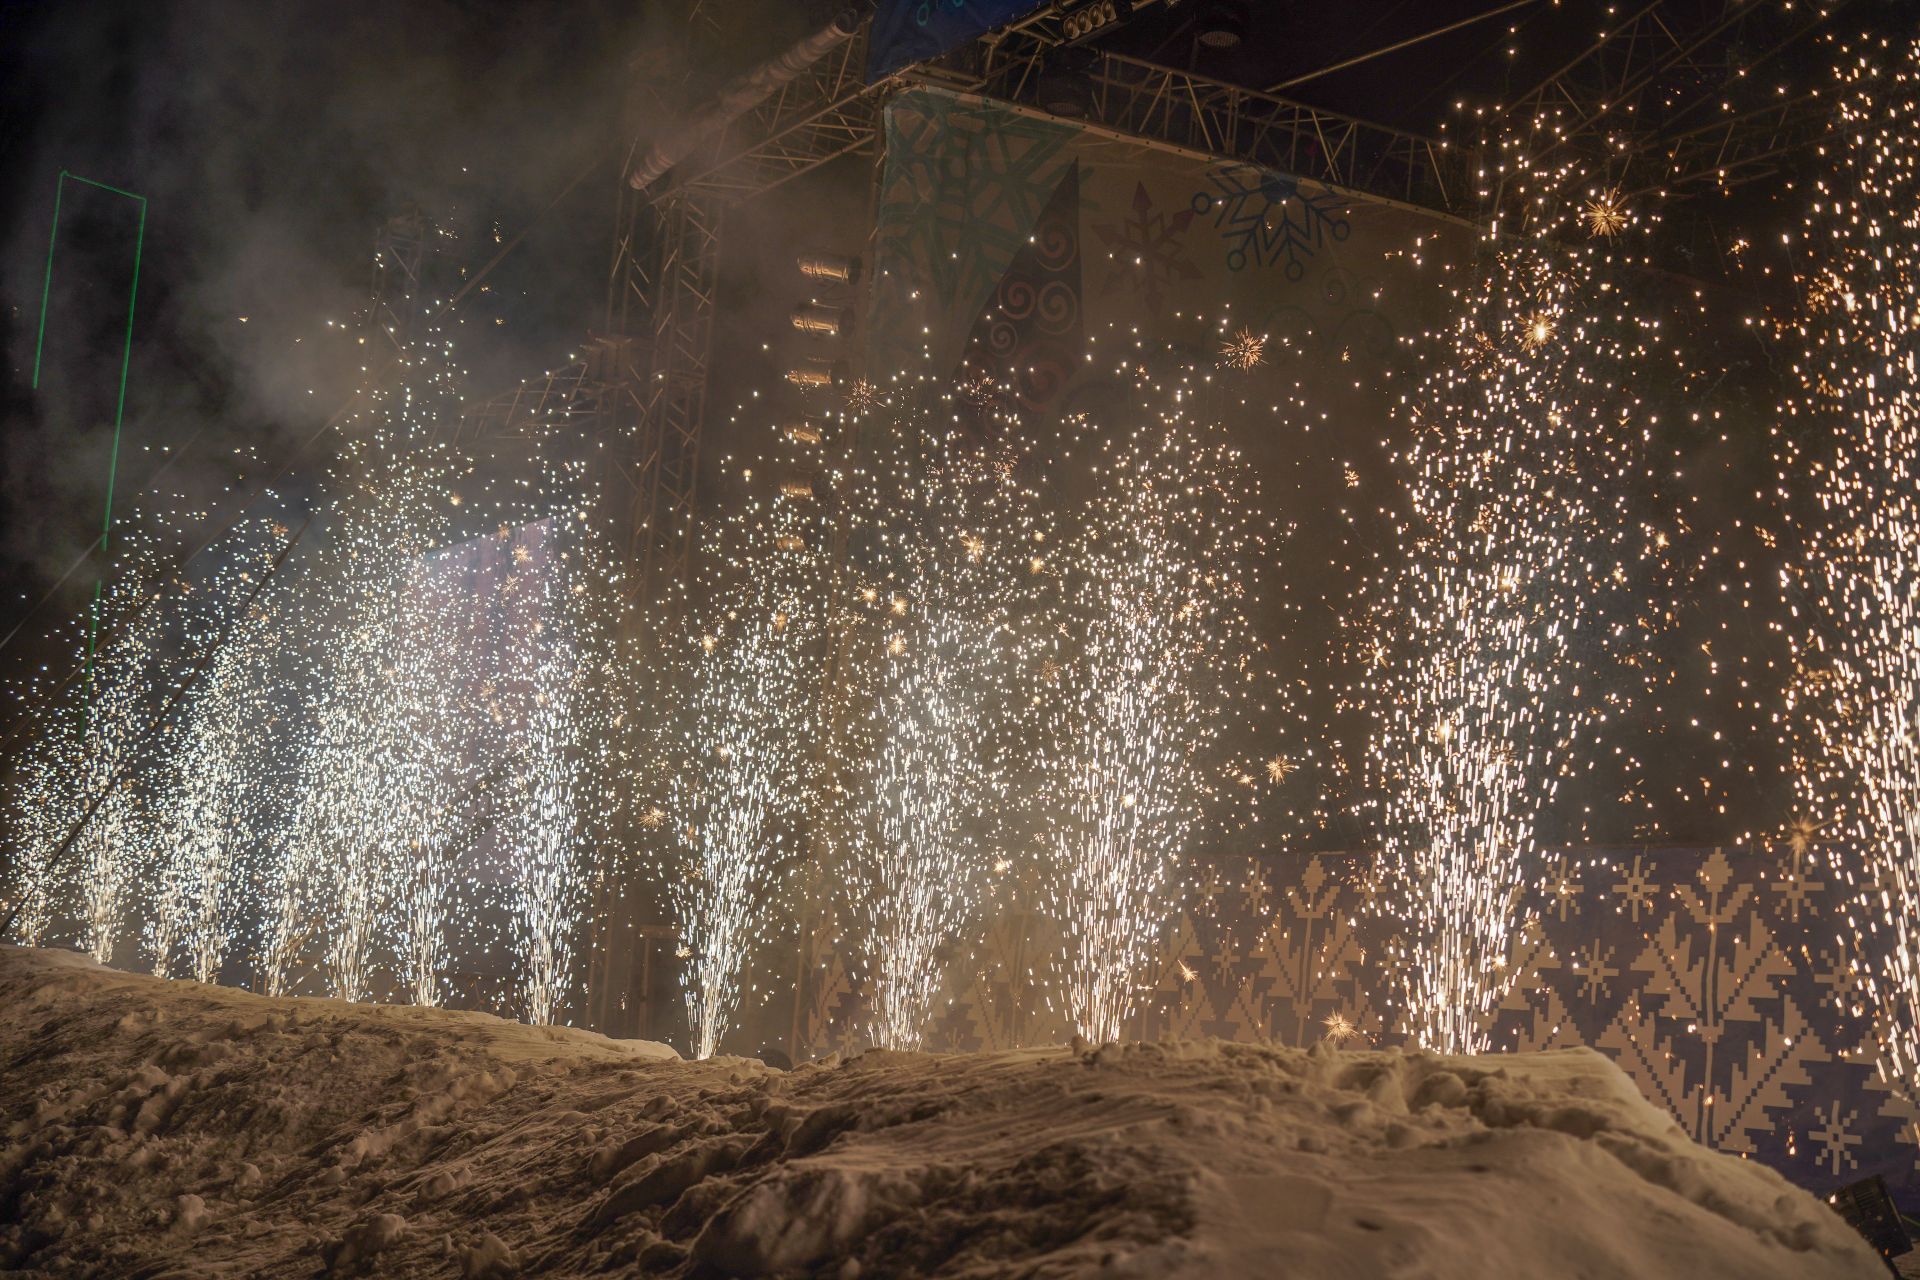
[0,0,841,655]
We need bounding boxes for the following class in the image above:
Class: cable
[1268,0,1541,96]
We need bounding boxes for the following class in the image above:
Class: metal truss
[461,294,708,616]
[666,17,1473,218]
[1629,85,1841,199]
[583,1,1851,644]
[631,193,721,608]
[599,22,879,628]
[668,24,888,202]
[450,335,643,453]
[921,48,1475,217]
[1502,0,1849,197]
[598,10,1483,636]
[367,210,429,354]
[607,191,722,611]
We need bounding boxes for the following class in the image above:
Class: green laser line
[85,193,146,712]
[29,170,149,718]
[30,171,66,390]
[102,193,147,555]
[65,172,145,201]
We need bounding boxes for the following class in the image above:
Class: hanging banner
[866,0,1042,81]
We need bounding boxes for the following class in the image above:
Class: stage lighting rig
[1192,0,1247,50]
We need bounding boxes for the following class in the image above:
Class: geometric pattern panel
[794,842,1920,1209]
[869,88,1079,379]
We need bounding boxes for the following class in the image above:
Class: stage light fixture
[791,304,845,338]
[1039,46,1099,118]
[1195,0,1246,49]
[796,252,863,285]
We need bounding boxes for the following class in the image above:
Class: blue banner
[867,0,1042,81]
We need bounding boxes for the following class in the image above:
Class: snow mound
[0,944,1881,1277]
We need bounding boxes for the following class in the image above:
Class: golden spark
[1583,187,1628,237]
[1787,817,1828,858]
[1520,311,1555,350]
[1219,327,1268,371]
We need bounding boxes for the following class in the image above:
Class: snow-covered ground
[0,944,1885,1278]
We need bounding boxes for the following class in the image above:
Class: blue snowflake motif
[1191,165,1350,279]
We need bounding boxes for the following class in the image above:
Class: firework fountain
[1362,135,1682,1052]
[388,548,472,1009]
[268,439,459,1002]
[152,530,283,983]
[1,251,627,1027]
[846,419,1035,1052]
[74,551,175,967]
[506,506,624,1026]
[4,556,163,962]
[669,497,822,1059]
[1039,369,1265,1045]
[1786,35,1920,1102]
[513,623,581,1027]
[4,721,68,948]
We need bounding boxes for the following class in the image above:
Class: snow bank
[0,944,1882,1277]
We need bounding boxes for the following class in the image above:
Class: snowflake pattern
[1771,842,1827,922]
[1093,182,1201,314]
[1241,869,1271,919]
[1545,852,1585,922]
[1812,1099,1862,1176]
[1576,937,1618,1003]
[1611,852,1662,921]
[870,89,1078,370]
[1191,164,1350,279]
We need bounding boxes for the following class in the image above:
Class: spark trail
[268,433,458,1001]
[1785,35,1920,1101]
[852,431,1030,1052]
[74,552,172,966]
[1365,138,1680,1052]
[153,533,282,983]
[670,504,821,1058]
[1042,376,1264,1045]
[514,620,581,1027]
